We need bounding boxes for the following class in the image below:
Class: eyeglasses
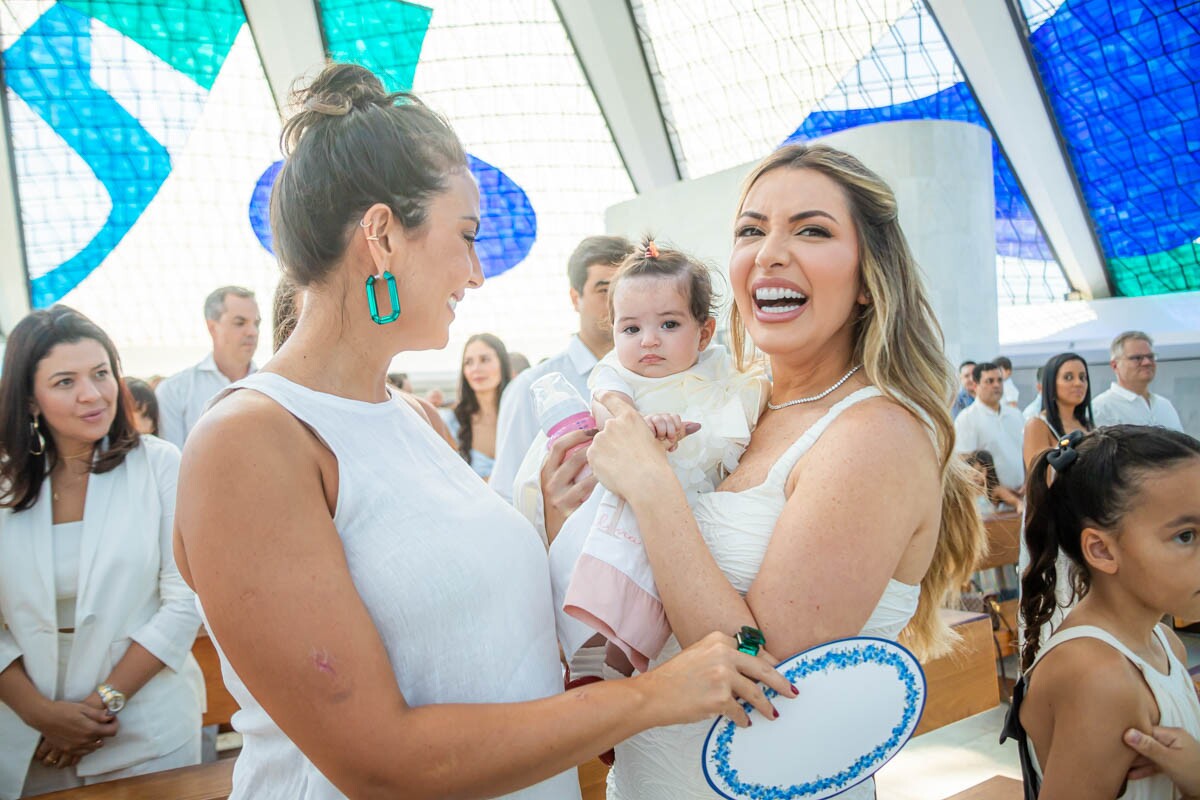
[1123,353,1157,364]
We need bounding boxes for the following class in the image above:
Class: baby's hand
[645,413,686,451]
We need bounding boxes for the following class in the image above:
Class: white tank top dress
[607,386,921,799]
[197,373,580,800]
[1004,624,1200,800]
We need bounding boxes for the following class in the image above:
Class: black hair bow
[1046,430,1084,473]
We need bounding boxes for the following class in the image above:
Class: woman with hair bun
[173,63,793,800]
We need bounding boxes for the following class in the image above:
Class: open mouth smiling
[754,286,808,315]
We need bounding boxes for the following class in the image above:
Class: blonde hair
[731,143,986,659]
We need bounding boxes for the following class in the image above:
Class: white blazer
[0,435,204,799]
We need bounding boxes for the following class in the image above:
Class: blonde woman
[583,144,985,798]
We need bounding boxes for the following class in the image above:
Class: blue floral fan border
[703,638,925,800]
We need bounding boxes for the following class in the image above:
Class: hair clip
[645,241,660,259]
[1046,430,1084,473]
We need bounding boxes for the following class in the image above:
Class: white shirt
[492,336,599,502]
[156,353,256,449]
[1002,377,1020,407]
[1022,393,1042,420]
[52,521,83,629]
[1091,382,1183,431]
[954,399,1026,490]
[0,436,204,794]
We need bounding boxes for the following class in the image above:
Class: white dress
[563,347,769,670]
[1022,625,1200,799]
[588,346,770,496]
[198,373,579,800]
[607,387,921,800]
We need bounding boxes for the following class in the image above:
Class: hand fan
[702,636,926,799]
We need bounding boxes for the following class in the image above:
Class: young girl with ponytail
[1003,425,1200,800]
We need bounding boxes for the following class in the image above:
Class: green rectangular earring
[366,271,401,324]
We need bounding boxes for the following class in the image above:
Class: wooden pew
[578,757,608,800]
[941,775,1023,799]
[978,512,1021,571]
[992,597,1019,659]
[35,744,608,799]
[35,760,233,800]
[36,751,604,799]
[916,609,999,735]
[193,629,239,730]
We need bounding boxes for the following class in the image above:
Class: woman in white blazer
[0,306,204,798]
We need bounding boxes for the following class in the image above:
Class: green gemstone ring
[735,625,765,656]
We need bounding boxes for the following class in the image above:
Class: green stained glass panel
[318,0,431,92]
[1108,242,1200,297]
[61,0,244,89]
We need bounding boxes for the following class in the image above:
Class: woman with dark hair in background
[1023,351,1095,471]
[0,306,202,797]
[124,379,160,437]
[1018,352,1097,647]
[443,332,511,481]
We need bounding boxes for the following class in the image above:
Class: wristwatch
[95,683,126,714]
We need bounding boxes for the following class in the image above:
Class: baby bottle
[531,372,595,457]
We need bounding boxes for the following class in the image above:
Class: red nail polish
[791,684,800,695]
[773,708,780,719]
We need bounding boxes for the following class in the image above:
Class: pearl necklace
[767,365,863,410]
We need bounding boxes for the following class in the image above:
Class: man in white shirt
[955,362,1026,492]
[156,286,260,448]
[994,356,1020,408]
[491,236,634,502]
[1091,330,1183,431]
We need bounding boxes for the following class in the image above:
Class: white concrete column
[607,120,998,368]
[823,121,998,367]
[241,0,326,114]
[927,0,1110,299]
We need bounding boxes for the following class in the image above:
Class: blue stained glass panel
[785,2,1068,304]
[1020,0,1200,295]
[313,0,538,278]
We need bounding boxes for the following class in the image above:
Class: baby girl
[562,238,768,672]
